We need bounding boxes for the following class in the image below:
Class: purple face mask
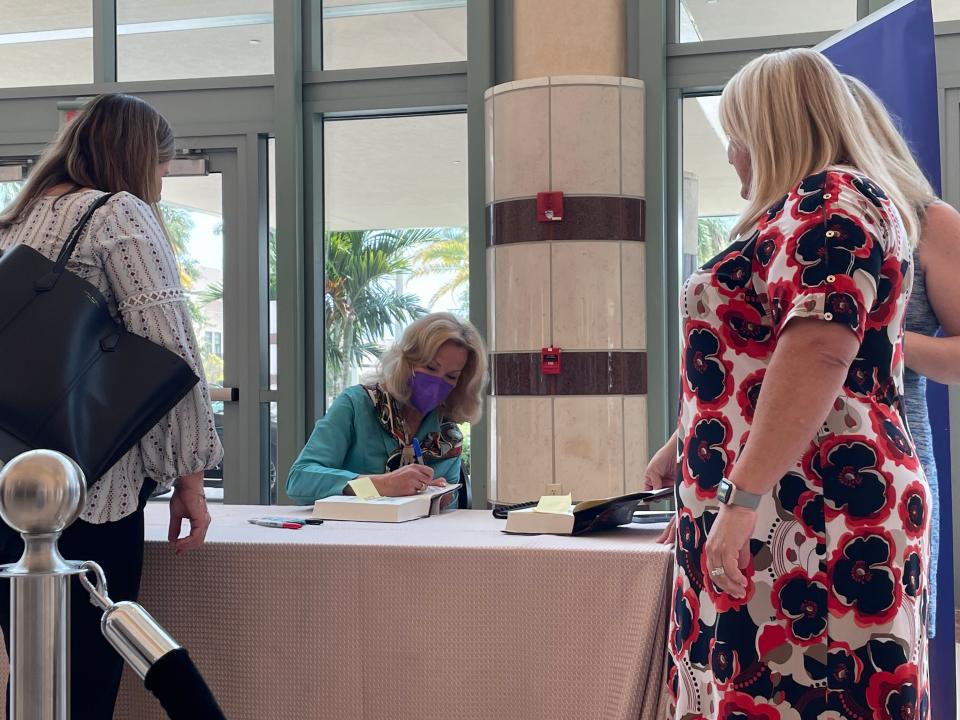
[409,372,454,415]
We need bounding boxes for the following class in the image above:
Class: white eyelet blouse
[0,189,224,523]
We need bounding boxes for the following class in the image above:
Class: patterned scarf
[362,384,463,472]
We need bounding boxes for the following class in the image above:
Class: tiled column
[485,77,647,503]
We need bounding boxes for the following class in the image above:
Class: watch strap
[721,478,761,510]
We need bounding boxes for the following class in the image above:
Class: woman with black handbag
[0,94,223,718]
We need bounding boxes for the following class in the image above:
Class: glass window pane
[0,1,92,88]
[681,96,747,281]
[933,0,960,21]
[0,176,26,209]
[117,0,273,81]
[679,0,856,42]
[323,113,468,406]
[267,401,278,503]
[160,173,225,487]
[268,138,277,391]
[322,0,466,70]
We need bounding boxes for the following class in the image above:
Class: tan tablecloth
[103,505,673,720]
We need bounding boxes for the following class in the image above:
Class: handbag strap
[36,192,117,291]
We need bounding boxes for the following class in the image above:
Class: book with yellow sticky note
[503,487,673,535]
[311,479,461,523]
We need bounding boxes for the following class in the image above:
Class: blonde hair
[371,313,488,423]
[844,74,937,218]
[719,49,919,246]
[0,93,175,228]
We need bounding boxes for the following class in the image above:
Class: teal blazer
[286,385,462,504]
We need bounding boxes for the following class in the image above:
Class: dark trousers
[0,480,155,720]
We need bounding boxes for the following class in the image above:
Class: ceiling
[0,1,464,85]
[681,0,856,42]
[160,113,469,233]
[324,113,468,230]
[682,97,745,218]
[4,0,941,228]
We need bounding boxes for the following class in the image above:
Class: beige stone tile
[492,77,550,94]
[485,95,494,204]
[486,247,496,352]
[493,397,555,503]
[493,86,550,201]
[553,397,625,499]
[550,84,621,195]
[493,243,552,352]
[550,75,620,86]
[623,396,650,493]
[620,85,645,198]
[621,242,646,350]
[551,242,621,350]
[620,77,645,89]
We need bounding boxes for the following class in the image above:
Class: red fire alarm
[541,346,561,375]
[537,191,564,222]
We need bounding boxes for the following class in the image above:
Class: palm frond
[194,282,224,307]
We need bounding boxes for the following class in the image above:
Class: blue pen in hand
[411,437,424,465]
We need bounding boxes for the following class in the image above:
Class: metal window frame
[657,0,960,600]
[637,0,960,448]
[288,1,497,507]
[0,0,497,507]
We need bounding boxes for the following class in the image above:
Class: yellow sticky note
[534,493,572,514]
[349,476,381,500]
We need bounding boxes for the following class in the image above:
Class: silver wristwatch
[717,477,761,510]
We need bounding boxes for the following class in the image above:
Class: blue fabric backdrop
[818,2,955,716]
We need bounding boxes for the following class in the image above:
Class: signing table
[114,505,673,720]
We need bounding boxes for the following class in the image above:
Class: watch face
[717,479,732,503]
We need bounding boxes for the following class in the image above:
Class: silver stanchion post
[0,450,225,720]
[0,450,87,720]
[77,561,179,680]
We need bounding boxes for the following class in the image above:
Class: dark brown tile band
[487,196,645,246]
[491,351,647,396]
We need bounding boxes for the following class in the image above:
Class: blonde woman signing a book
[286,313,488,506]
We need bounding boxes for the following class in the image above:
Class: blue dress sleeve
[285,391,360,504]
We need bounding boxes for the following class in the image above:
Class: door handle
[208,387,239,402]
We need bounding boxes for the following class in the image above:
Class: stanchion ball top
[0,450,86,534]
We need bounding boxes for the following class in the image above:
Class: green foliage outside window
[697,216,738,265]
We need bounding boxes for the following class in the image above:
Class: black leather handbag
[0,192,200,485]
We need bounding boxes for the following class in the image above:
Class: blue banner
[818,2,955,718]
[818,0,941,192]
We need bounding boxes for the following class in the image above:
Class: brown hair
[0,93,174,228]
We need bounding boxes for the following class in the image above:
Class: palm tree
[194,230,276,308]
[188,225,444,397]
[411,228,469,313]
[697,216,736,265]
[325,228,436,397]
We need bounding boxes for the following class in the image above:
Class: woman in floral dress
[644,49,931,719]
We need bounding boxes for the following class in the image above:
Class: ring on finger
[710,567,725,577]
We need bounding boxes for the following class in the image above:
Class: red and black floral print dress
[668,170,930,720]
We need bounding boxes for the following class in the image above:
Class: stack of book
[312,484,461,523]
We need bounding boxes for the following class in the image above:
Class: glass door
[160,155,229,496]
[160,146,268,504]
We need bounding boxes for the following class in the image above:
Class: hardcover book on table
[312,484,461,523]
[503,487,673,535]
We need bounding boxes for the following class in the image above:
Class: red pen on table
[247,518,301,530]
